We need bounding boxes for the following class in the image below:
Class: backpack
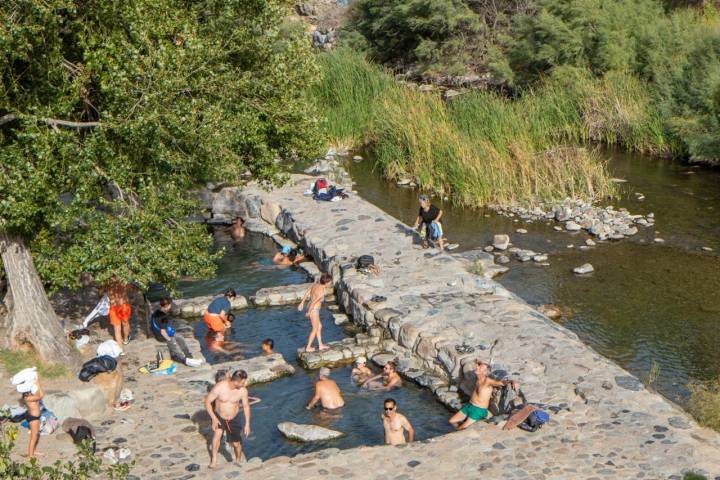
[312,178,328,195]
[356,255,375,270]
[71,425,96,453]
[78,355,118,382]
[519,409,550,432]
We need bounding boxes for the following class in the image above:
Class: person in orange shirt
[106,274,136,351]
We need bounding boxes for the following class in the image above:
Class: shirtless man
[363,361,402,390]
[107,274,136,349]
[272,245,294,266]
[205,370,251,468]
[449,360,519,430]
[22,378,44,458]
[306,368,345,410]
[382,398,414,445]
[351,356,373,383]
[230,217,245,241]
[298,273,332,352]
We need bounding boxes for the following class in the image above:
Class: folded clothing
[97,339,123,358]
[11,367,37,386]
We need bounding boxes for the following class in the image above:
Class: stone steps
[297,335,381,369]
[175,353,295,387]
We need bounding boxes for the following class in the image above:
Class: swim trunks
[109,304,132,326]
[204,312,226,333]
[460,402,488,421]
[217,411,244,443]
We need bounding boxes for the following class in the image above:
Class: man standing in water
[107,274,136,350]
[205,369,251,468]
[449,360,518,430]
[298,273,332,352]
[306,367,345,410]
[382,398,414,445]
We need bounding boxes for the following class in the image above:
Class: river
[346,149,720,405]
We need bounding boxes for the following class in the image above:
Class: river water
[346,150,720,405]
[178,231,452,459]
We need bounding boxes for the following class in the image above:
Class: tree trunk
[0,231,81,369]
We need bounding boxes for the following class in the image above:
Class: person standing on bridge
[412,194,445,251]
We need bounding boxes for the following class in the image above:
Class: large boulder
[277,422,344,442]
[492,234,510,251]
[212,187,247,218]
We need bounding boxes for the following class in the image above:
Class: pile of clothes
[305,178,348,202]
[78,339,121,382]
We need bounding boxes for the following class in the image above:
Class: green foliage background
[0,0,322,292]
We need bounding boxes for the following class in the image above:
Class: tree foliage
[0,0,322,291]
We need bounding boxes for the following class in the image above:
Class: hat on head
[281,245,292,255]
[318,367,331,378]
[356,356,367,365]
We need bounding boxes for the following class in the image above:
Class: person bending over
[412,194,445,251]
[151,298,203,367]
[204,289,236,333]
[449,360,519,430]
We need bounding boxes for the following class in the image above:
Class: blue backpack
[519,410,550,432]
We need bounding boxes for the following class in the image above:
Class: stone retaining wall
[223,174,720,478]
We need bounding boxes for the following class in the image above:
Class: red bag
[313,178,328,194]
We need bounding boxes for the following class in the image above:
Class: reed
[311,50,671,206]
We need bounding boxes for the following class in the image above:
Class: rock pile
[491,199,654,240]
[303,148,352,185]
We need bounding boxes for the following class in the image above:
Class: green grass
[0,349,69,379]
[312,49,676,207]
[688,377,720,432]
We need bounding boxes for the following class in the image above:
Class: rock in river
[492,234,510,251]
[573,263,594,275]
[277,422,344,442]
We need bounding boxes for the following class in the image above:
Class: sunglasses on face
[384,406,394,411]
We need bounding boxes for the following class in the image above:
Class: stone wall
[218,174,720,478]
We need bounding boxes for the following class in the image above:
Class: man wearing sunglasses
[382,398,414,445]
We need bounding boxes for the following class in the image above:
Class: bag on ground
[519,409,550,432]
[356,255,375,270]
[78,355,118,382]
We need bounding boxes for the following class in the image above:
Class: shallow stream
[178,231,452,460]
[346,149,720,405]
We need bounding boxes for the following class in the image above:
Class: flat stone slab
[176,353,295,386]
[171,294,248,318]
[251,283,313,307]
[277,422,344,442]
[297,337,380,369]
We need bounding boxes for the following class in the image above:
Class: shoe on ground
[185,358,204,367]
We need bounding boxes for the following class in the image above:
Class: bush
[688,377,720,431]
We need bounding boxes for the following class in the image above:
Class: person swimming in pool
[448,360,519,430]
[298,273,332,352]
[272,245,294,266]
[261,338,274,355]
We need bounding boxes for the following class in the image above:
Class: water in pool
[178,232,453,460]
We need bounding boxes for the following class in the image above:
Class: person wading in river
[106,274,136,351]
[382,398,414,445]
[298,273,332,352]
[205,369,251,468]
[449,360,519,430]
[306,367,345,410]
[412,194,445,251]
[363,360,402,390]
[230,217,245,241]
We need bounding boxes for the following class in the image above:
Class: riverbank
[223,174,720,478]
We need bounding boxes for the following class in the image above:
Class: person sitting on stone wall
[362,360,401,390]
[151,298,204,367]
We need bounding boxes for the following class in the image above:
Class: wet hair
[159,297,172,308]
[215,369,228,383]
[418,194,429,203]
[227,313,236,322]
[384,361,397,371]
[384,398,397,408]
[320,273,332,284]
[262,338,274,349]
[288,250,298,262]
[231,369,248,381]
[224,288,237,299]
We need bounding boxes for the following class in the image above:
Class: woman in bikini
[22,378,44,458]
[298,273,332,352]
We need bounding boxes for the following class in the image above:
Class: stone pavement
[218,175,720,479]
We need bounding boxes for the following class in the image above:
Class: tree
[0,0,322,366]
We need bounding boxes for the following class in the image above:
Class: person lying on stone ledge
[449,360,519,430]
[362,360,401,390]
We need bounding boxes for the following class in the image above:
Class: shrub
[688,377,720,431]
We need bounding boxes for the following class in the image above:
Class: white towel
[83,295,110,328]
[16,381,38,394]
[97,339,122,358]
[11,367,37,386]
